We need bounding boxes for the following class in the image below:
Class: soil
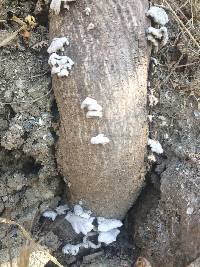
[0,0,64,264]
[129,1,200,266]
[0,0,199,267]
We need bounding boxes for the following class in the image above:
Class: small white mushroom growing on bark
[148,89,159,106]
[147,26,168,51]
[50,0,62,14]
[50,0,76,14]
[98,228,120,245]
[81,97,97,109]
[91,134,110,145]
[148,115,154,122]
[146,6,169,25]
[87,23,95,31]
[47,37,69,54]
[84,7,91,16]
[148,153,157,162]
[48,53,74,77]
[81,97,103,118]
[148,139,163,154]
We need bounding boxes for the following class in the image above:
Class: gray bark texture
[49,0,150,219]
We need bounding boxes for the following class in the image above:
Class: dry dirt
[0,0,199,267]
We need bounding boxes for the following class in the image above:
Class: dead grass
[152,0,200,99]
[0,218,64,267]
[163,0,200,50]
[17,245,32,267]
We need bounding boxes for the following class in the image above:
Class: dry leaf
[0,26,25,47]
[25,15,37,29]
[134,257,152,267]
[21,30,31,38]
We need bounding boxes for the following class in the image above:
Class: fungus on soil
[42,203,123,256]
[97,217,123,232]
[65,205,95,235]
[148,139,163,154]
[42,210,57,221]
[98,228,120,245]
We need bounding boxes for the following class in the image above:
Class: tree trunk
[49,0,150,219]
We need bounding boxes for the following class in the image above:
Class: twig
[175,61,199,68]
[0,26,25,48]
[30,71,49,79]
[163,0,200,50]
[0,218,64,267]
[156,54,184,89]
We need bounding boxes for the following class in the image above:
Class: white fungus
[148,89,159,106]
[151,57,158,66]
[81,97,103,118]
[147,35,160,50]
[148,115,154,122]
[97,217,123,232]
[50,0,76,14]
[42,210,57,221]
[147,26,169,50]
[50,0,62,14]
[146,6,169,25]
[48,53,74,77]
[47,37,69,54]
[147,27,164,39]
[186,207,194,215]
[62,235,101,256]
[148,139,163,154]
[84,7,91,16]
[87,23,95,31]
[62,244,81,255]
[87,103,102,112]
[91,134,110,145]
[148,154,156,162]
[65,206,95,235]
[86,111,103,118]
[81,97,97,109]
[98,229,120,245]
[55,204,69,215]
[60,203,123,256]
[74,204,92,219]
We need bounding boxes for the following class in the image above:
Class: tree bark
[49,0,150,219]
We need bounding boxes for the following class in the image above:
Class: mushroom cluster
[42,203,123,256]
[146,6,169,51]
